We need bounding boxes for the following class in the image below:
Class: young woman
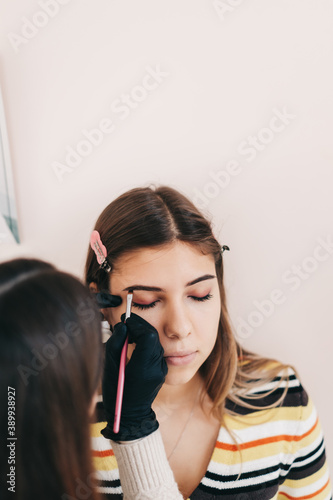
[0,258,103,500]
[85,185,332,499]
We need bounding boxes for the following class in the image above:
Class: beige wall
[1,0,332,473]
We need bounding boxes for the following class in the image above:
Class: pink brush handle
[113,336,129,433]
[113,292,133,434]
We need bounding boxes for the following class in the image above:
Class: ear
[89,282,113,325]
[89,282,98,293]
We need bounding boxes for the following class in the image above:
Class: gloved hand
[93,291,122,309]
[101,312,168,442]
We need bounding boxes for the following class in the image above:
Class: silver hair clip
[90,230,112,273]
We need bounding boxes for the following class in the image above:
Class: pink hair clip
[90,230,112,272]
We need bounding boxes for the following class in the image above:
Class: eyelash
[132,293,213,311]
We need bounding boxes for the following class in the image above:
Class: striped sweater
[91,366,332,499]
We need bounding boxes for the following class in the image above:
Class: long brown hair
[84,185,299,470]
[0,258,102,500]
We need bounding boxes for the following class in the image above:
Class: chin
[164,367,198,386]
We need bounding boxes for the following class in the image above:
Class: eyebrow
[122,274,216,292]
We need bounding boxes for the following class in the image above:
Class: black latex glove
[101,312,168,441]
[93,291,122,309]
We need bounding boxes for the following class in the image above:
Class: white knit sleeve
[110,428,183,500]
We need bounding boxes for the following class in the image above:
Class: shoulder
[225,361,309,416]
[221,361,324,461]
[90,415,117,467]
[90,399,123,496]
[91,428,123,497]
[208,364,331,498]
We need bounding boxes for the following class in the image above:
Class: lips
[165,351,194,357]
[164,351,197,366]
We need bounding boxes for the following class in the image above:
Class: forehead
[110,241,215,288]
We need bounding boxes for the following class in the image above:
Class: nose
[163,299,192,340]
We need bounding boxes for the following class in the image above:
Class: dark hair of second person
[0,258,102,500]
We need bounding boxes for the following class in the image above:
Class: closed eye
[132,301,159,311]
[132,293,213,311]
[192,293,212,302]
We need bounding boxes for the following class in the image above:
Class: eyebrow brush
[113,291,133,434]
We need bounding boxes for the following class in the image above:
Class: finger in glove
[94,291,122,308]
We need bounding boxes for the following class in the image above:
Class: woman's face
[107,241,221,386]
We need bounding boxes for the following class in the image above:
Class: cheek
[128,310,164,352]
[108,307,123,326]
[193,295,220,323]
[131,307,162,331]
[196,299,220,345]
